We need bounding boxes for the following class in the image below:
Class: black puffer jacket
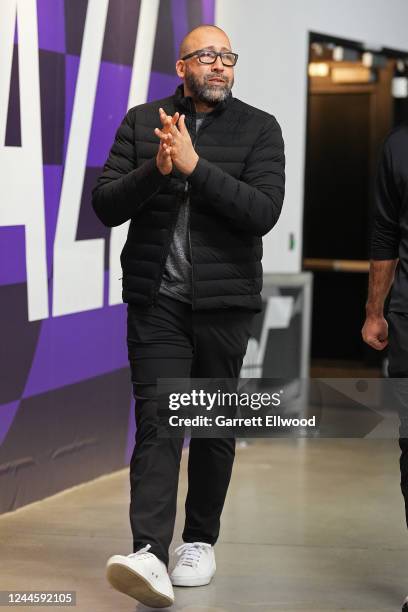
[92,84,285,312]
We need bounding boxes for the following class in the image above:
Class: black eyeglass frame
[181,48,239,66]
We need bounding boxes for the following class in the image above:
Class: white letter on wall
[0,0,48,321]
[108,0,160,305]
[52,0,109,316]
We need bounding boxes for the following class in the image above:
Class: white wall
[215,0,408,273]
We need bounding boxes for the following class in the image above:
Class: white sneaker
[106,544,174,608]
[170,542,216,587]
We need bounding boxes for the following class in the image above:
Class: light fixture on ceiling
[311,42,324,57]
[392,60,408,98]
[362,52,373,68]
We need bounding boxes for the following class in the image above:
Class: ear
[175,59,185,79]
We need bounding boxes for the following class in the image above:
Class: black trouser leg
[129,357,191,566]
[387,311,408,528]
[182,309,256,544]
[127,296,194,567]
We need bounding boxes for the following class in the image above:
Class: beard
[184,68,233,106]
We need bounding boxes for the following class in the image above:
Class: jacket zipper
[188,114,211,310]
[188,130,199,310]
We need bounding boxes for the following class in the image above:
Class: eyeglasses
[181,48,238,67]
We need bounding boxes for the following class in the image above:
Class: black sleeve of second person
[370,138,401,260]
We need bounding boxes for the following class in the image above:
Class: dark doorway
[305,92,370,260]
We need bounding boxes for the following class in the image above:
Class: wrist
[185,153,199,176]
[365,304,384,319]
[158,167,171,176]
[156,156,171,176]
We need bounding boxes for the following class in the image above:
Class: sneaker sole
[171,574,214,587]
[107,562,174,608]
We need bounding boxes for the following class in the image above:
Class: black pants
[126,292,256,567]
[387,311,408,528]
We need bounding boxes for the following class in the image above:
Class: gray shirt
[159,114,206,303]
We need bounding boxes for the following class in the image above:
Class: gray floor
[0,439,407,611]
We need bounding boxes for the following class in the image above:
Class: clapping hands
[155,108,199,176]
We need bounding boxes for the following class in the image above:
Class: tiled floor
[0,439,407,611]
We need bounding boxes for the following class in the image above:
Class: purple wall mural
[0,0,214,514]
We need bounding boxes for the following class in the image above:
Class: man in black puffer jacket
[93,24,285,608]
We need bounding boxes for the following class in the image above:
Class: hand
[155,108,179,175]
[361,315,389,350]
[155,114,199,176]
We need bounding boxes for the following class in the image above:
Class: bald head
[179,25,232,59]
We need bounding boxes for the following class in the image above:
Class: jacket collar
[173,83,233,115]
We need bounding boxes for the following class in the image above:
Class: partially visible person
[362,123,408,612]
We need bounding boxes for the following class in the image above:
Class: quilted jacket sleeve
[188,115,285,236]
[92,108,169,227]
